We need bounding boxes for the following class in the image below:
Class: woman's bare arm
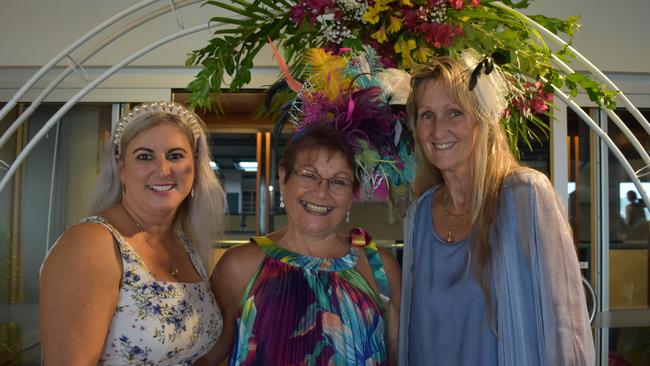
[196,243,265,365]
[40,223,122,365]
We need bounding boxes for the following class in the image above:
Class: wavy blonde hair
[92,104,225,270]
[407,50,521,307]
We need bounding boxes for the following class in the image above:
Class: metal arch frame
[0,3,644,204]
[0,22,215,194]
[0,0,202,151]
[0,0,158,122]
[0,2,646,364]
[493,2,650,134]
[492,2,650,210]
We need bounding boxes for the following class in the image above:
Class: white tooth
[150,184,173,191]
[303,201,331,213]
[435,142,454,150]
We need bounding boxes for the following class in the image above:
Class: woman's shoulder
[42,218,121,278]
[54,219,116,252]
[213,241,265,275]
[503,167,553,192]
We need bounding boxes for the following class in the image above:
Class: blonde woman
[399,52,594,365]
[40,102,224,365]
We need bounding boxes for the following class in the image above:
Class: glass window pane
[608,108,650,310]
[610,327,650,365]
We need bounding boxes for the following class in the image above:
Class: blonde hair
[92,103,225,270]
[407,50,521,307]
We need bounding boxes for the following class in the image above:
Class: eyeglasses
[292,168,354,195]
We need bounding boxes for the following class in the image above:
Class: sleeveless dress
[407,191,497,365]
[81,216,223,365]
[229,232,391,366]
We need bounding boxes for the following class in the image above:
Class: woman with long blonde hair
[40,102,225,365]
[399,51,594,365]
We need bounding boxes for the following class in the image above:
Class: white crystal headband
[113,101,202,156]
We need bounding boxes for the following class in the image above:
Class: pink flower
[471,0,480,8]
[514,81,554,115]
[402,8,420,30]
[420,23,463,48]
[449,0,464,10]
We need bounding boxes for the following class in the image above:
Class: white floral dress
[83,216,223,365]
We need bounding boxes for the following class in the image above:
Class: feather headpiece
[269,45,416,205]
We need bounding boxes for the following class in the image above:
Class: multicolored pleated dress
[228,231,391,366]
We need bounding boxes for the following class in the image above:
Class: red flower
[514,81,554,115]
[449,0,464,10]
[420,23,463,48]
[471,0,480,8]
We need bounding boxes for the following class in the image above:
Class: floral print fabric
[83,216,222,365]
[229,236,389,366]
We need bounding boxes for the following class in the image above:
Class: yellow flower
[415,46,433,63]
[400,0,413,6]
[388,16,402,34]
[363,0,393,24]
[371,25,388,43]
[363,6,381,24]
[394,38,417,67]
[394,38,417,55]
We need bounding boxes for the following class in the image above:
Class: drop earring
[279,192,285,209]
[191,185,195,198]
[346,209,350,223]
[121,182,126,199]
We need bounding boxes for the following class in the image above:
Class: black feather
[484,58,494,75]
[469,62,483,91]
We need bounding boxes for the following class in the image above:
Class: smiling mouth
[300,200,333,215]
[147,184,175,192]
[434,142,455,150]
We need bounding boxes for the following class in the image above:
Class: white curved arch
[0,0,159,122]
[493,2,650,208]
[0,22,213,194]
[549,83,650,209]
[0,0,202,151]
[493,2,650,134]
[0,2,646,212]
[550,54,650,167]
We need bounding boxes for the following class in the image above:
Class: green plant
[186,0,617,154]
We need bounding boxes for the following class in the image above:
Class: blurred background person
[623,190,648,242]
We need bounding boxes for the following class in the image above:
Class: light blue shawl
[398,169,595,365]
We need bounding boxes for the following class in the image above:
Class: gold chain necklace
[121,203,180,279]
[442,191,467,243]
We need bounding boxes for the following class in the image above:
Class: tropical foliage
[186,0,617,152]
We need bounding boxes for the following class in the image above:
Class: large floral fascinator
[267,44,416,209]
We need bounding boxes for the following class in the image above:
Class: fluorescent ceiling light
[236,161,257,172]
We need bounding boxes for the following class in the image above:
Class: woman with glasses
[199,123,401,365]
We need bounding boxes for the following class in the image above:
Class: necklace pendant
[447,231,453,243]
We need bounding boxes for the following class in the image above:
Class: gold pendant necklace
[121,203,180,279]
[443,191,466,243]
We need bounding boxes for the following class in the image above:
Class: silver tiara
[113,101,202,155]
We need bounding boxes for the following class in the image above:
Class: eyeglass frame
[290,168,356,195]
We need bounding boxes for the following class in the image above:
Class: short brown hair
[280,124,360,192]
